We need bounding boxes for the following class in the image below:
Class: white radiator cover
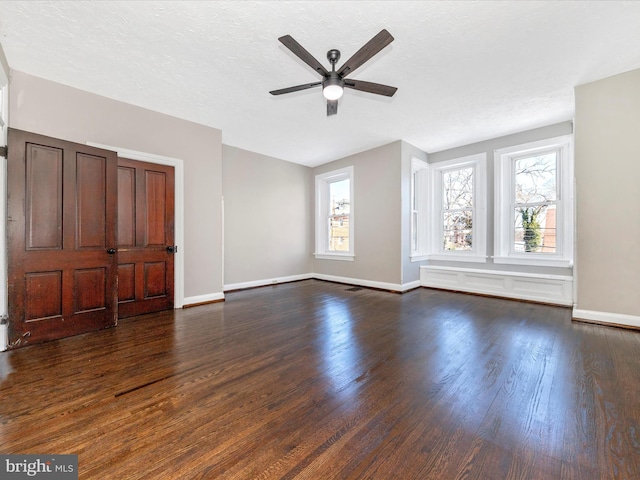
[420,266,573,306]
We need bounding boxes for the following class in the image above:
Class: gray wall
[313,141,403,286]
[222,145,313,287]
[574,68,640,317]
[427,121,574,277]
[8,71,224,299]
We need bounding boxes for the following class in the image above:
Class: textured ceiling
[1,1,640,166]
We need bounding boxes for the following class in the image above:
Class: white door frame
[0,67,8,351]
[88,143,185,309]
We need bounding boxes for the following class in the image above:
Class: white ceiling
[1,1,640,167]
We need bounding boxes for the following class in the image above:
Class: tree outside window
[513,153,557,253]
[442,167,474,251]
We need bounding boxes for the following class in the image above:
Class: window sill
[493,255,573,268]
[314,253,355,261]
[427,253,488,263]
[410,254,430,262]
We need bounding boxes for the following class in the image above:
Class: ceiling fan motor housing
[323,71,344,89]
[327,49,341,66]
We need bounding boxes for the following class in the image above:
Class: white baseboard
[420,266,573,306]
[224,273,313,292]
[226,274,419,294]
[182,292,225,307]
[572,308,640,329]
[313,273,408,292]
[401,280,422,292]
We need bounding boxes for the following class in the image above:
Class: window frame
[494,135,573,267]
[410,157,429,261]
[314,166,354,261]
[426,153,487,263]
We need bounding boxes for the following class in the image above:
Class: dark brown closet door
[7,128,118,348]
[117,158,175,318]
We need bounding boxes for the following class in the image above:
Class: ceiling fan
[270,29,397,116]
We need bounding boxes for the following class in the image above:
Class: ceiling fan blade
[344,79,397,97]
[270,82,322,95]
[337,29,394,78]
[327,99,338,116]
[278,35,329,77]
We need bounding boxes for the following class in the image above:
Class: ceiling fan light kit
[270,29,397,116]
[322,74,344,100]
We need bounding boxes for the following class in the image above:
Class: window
[442,166,474,251]
[426,153,487,262]
[410,157,429,261]
[315,166,354,261]
[494,135,573,267]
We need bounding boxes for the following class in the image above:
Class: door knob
[107,248,117,254]
[166,245,177,254]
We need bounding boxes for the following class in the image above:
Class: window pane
[411,172,417,210]
[329,178,350,215]
[514,205,557,253]
[515,153,557,204]
[411,211,418,252]
[443,211,472,251]
[328,216,349,252]
[443,167,473,209]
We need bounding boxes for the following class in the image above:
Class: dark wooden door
[117,158,175,318]
[7,128,118,348]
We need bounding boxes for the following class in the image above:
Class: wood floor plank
[1,280,640,479]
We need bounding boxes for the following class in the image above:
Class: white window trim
[410,156,429,262]
[0,70,8,320]
[427,153,487,263]
[493,135,573,267]
[0,84,6,130]
[314,166,354,261]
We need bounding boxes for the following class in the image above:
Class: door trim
[0,66,9,323]
[88,143,185,309]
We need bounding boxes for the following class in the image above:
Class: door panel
[25,144,63,250]
[74,268,107,312]
[76,153,107,248]
[117,166,136,246]
[117,158,174,318]
[7,128,118,348]
[25,271,62,320]
[117,264,136,302]
[144,262,166,298]
[145,170,167,245]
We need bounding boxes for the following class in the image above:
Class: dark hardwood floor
[1,279,639,479]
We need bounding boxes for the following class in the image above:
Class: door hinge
[0,145,6,158]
